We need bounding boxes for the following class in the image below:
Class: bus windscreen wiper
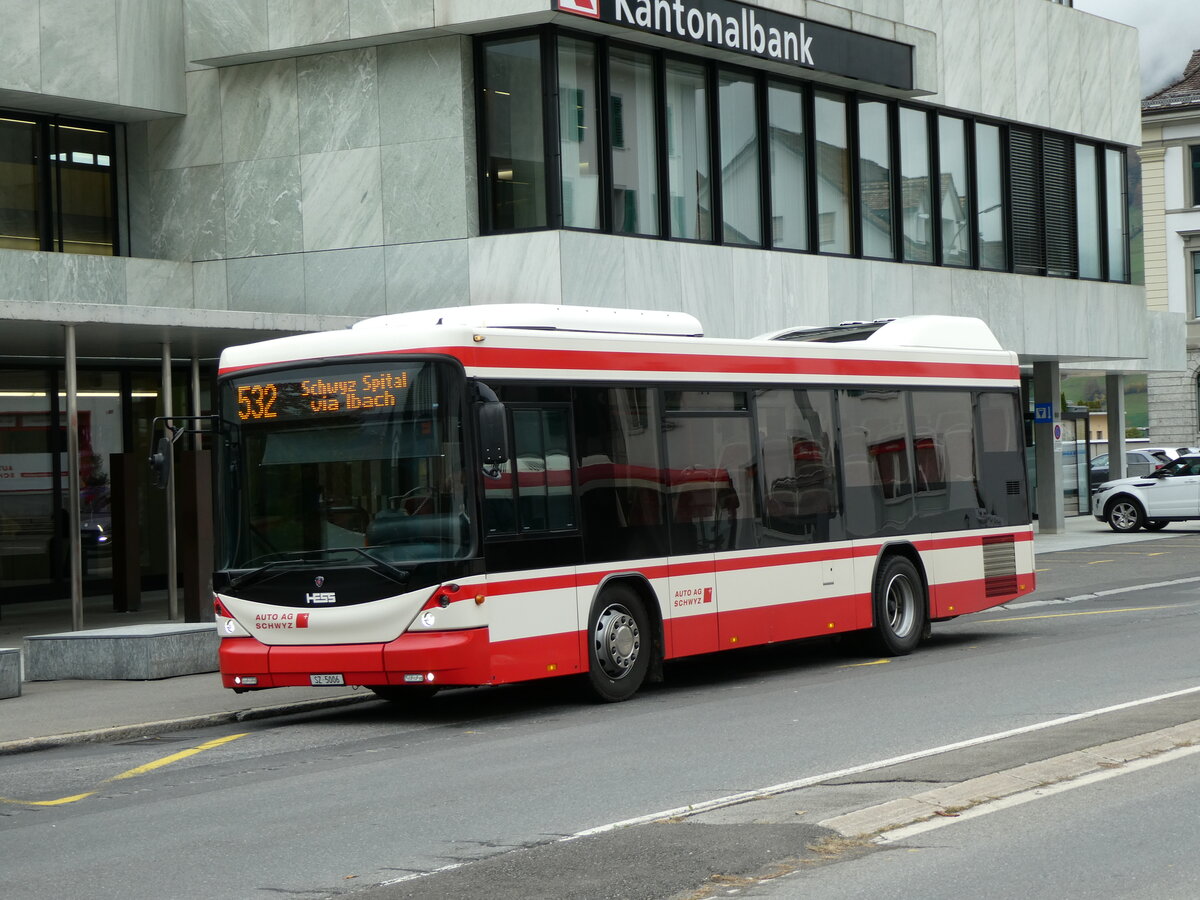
[229,548,410,590]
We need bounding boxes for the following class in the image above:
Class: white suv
[1093,454,1200,532]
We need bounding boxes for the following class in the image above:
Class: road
[2,533,1200,899]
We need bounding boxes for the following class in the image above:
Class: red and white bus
[212,305,1033,702]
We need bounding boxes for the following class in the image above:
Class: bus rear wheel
[586,585,651,702]
[870,555,926,657]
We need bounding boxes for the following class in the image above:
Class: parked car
[1092,453,1200,532]
[1088,449,1172,489]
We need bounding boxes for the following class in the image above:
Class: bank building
[0,0,1176,625]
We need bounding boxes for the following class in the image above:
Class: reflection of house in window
[869,437,910,499]
[719,136,762,245]
[914,436,946,492]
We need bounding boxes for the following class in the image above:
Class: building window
[1076,143,1102,279]
[938,115,971,267]
[718,70,761,246]
[976,122,1006,270]
[609,47,658,236]
[0,114,118,255]
[1042,134,1076,277]
[666,59,712,241]
[558,37,601,230]
[1127,147,1143,286]
[475,29,1132,285]
[480,36,547,232]
[814,90,850,254]
[767,80,807,251]
[1009,129,1078,277]
[900,107,933,263]
[1105,147,1127,282]
[1192,251,1200,319]
[1196,372,1200,435]
[1191,145,1200,207]
[1009,129,1044,273]
[858,100,893,259]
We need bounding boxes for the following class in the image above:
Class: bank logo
[558,0,600,19]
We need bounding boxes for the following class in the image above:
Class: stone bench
[0,647,19,698]
[24,623,218,681]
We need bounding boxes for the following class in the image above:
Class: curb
[820,718,1200,839]
[0,693,375,756]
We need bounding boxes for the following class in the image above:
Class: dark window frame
[473,28,1133,284]
[0,109,121,255]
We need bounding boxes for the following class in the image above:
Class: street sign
[1034,403,1054,424]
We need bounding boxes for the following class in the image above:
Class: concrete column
[191,357,203,451]
[1034,361,1065,533]
[163,344,179,621]
[1106,373,1126,480]
[65,325,83,632]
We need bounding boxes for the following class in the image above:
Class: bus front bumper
[218,627,492,690]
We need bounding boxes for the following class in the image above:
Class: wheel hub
[594,604,641,679]
[885,574,916,637]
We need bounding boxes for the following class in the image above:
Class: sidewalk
[0,516,1189,753]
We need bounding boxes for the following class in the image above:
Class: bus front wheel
[586,585,651,702]
[870,555,926,657]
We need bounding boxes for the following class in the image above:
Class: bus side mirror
[149,436,172,489]
[478,400,509,467]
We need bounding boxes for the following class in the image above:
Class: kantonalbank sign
[554,0,913,91]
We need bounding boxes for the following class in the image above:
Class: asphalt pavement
[0,514,1190,754]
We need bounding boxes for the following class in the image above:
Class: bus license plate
[310,674,345,686]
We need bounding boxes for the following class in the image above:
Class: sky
[1072,0,1200,96]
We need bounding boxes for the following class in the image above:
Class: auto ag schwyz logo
[558,0,600,19]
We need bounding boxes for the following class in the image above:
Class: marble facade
[0,1,1171,369]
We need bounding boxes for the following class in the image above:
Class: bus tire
[871,555,926,657]
[369,685,439,705]
[586,585,651,702]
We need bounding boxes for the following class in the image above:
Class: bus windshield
[219,360,470,569]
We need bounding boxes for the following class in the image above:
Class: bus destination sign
[235,371,410,421]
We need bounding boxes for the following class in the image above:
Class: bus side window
[573,387,667,563]
[511,406,576,533]
[839,389,914,539]
[754,388,839,545]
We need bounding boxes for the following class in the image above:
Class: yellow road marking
[979,605,1178,624]
[109,733,247,781]
[1087,560,1114,565]
[1147,552,1168,556]
[840,659,891,668]
[1,792,97,807]
[0,732,248,807]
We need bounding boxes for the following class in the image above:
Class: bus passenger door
[482,404,585,682]
[662,393,755,656]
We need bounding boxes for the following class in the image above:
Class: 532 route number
[237,384,278,421]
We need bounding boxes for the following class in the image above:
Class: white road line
[1004,575,1200,609]
[562,684,1200,841]
[875,743,1200,844]
[377,862,465,886]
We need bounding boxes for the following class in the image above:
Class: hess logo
[558,0,600,18]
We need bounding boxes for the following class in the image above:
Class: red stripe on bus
[483,529,1033,598]
[221,345,1019,382]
